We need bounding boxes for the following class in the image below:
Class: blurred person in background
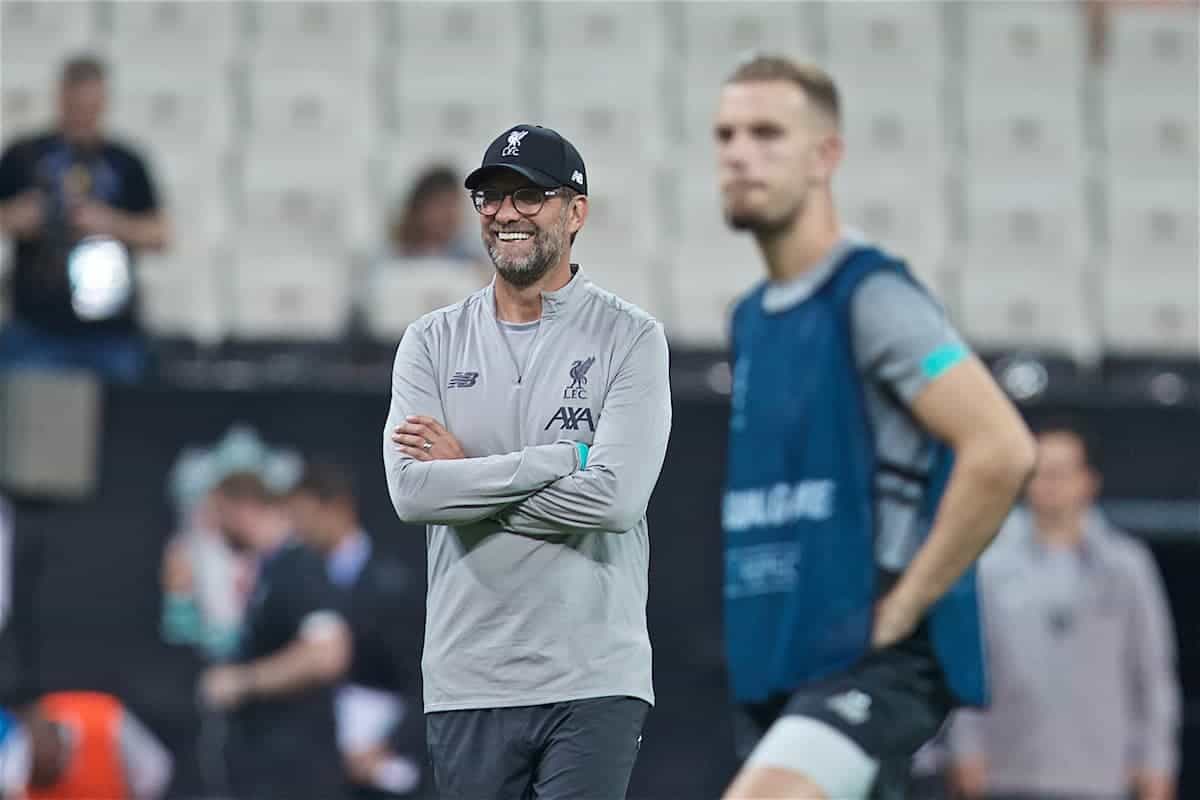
[290,462,423,799]
[384,123,671,800]
[381,165,483,268]
[714,57,1036,800]
[947,425,1180,800]
[0,54,169,383]
[5,691,172,800]
[199,472,352,800]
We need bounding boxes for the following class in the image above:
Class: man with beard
[382,124,671,800]
[198,472,352,800]
[714,57,1037,800]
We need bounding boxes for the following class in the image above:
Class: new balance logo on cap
[572,170,584,185]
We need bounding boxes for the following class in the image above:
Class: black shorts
[426,695,649,800]
[734,625,956,799]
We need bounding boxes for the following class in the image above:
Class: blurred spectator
[199,472,352,800]
[381,165,481,266]
[947,425,1181,800]
[290,462,422,798]
[160,489,253,661]
[15,691,172,800]
[0,55,169,383]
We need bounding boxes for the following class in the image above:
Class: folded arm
[383,323,581,526]
[495,322,672,536]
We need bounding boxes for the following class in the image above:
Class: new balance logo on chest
[448,371,478,388]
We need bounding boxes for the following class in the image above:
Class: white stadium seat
[958,267,1095,357]
[395,2,526,80]
[362,261,489,341]
[229,258,352,341]
[836,173,949,286]
[542,2,667,80]
[138,247,229,344]
[541,93,664,163]
[239,157,372,256]
[387,89,529,176]
[249,1,378,72]
[1103,91,1198,181]
[1101,267,1199,356]
[0,63,55,142]
[245,71,372,154]
[826,1,946,84]
[1,1,95,64]
[679,3,814,83]
[108,1,239,72]
[963,91,1086,178]
[840,88,947,175]
[108,78,233,168]
[962,2,1088,93]
[963,178,1089,271]
[1105,179,1199,271]
[1104,4,1199,90]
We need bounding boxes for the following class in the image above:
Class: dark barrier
[4,383,1199,798]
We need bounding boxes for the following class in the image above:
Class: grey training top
[762,232,970,572]
[384,268,672,712]
[948,509,1180,794]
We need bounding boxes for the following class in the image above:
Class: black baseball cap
[464,124,588,195]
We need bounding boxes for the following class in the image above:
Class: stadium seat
[138,246,229,344]
[245,71,373,155]
[108,1,239,72]
[388,76,529,168]
[249,1,378,73]
[238,157,372,256]
[668,173,763,347]
[541,2,667,80]
[228,258,353,341]
[826,1,946,84]
[679,3,814,83]
[963,91,1086,177]
[570,169,660,272]
[0,1,95,65]
[361,261,489,341]
[108,78,233,170]
[1105,179,1199,271]
[962,2,1088,93]
[958,266,1095,358]
[840,88,947,175]
[581,260,665,322]
[541,93,664,163]
[963,178,1089,271]
[0,63,55,142]
[1101,267,1199,357]
[1102,91,1198,181]
[395,2,526,80]
[1103,3,1199,90]
[836,171,949,286]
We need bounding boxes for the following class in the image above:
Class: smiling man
[382,124,671,800]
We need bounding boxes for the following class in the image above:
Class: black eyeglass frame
[469,187,565,216]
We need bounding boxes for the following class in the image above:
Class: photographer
[0,55,169,383]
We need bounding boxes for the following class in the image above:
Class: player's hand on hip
[392,416,465,461]
[870,587,921,649]
[948,758,987,799]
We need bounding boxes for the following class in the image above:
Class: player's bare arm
[873,356,1037,648]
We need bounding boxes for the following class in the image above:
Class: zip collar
[486,264,587,321]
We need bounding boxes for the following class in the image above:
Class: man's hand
[71,200,122,238]
[0,190,44,237]
[199,664,252,711]
[948,758,987,799]
[391,416,466,461]
[871,586,922,649]
[1131,769,1175,800]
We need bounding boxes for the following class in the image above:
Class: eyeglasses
[470,187,563,216]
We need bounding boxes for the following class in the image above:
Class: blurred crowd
[0,420,1181,800]
[0,54,488,385]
